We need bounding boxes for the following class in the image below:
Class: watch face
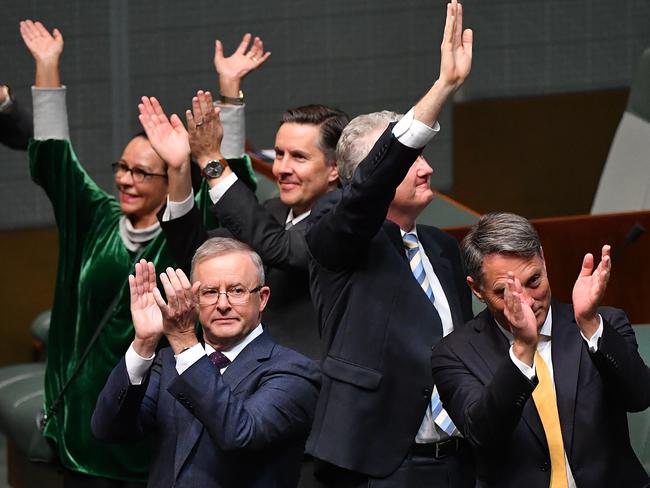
[204,160,224,178]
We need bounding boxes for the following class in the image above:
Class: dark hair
[279,104,349,163]
[461,212,543,286]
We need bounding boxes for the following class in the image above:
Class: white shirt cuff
[392,107,440,149]
[580,315,604,353]
[174,342,207,375]
[161,189,195,221]
[208,172,238,203]
[125,343,155,385]
[509,345,536,380]
[32,86,70,140]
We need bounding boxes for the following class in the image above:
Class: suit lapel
[550,302,582,459]
[470,312,547,450]
[222,332,274,392]
[173,335,273,479]
[383,220,406,257]
[467,311,511,380]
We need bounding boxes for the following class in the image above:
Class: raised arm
[307,0,473,270]
[19,20,63,88]
[414,0,472,126]
[215,33,271,99]
[138,96,192,202]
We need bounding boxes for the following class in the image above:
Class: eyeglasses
[198,285,263,306]
[111,161,167,183]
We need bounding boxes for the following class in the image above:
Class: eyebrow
[118,159,155,172]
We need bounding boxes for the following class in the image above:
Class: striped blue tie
[403,232,458,436]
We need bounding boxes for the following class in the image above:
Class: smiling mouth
[119,191,140,202]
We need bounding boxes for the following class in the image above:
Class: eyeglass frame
[198,284,264,306]
[111,161,168,183]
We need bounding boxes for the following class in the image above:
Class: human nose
[116,167,134,185]
[215,291,231,311]
[274,155,292,176]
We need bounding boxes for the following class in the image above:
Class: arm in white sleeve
[208,171,238,203]
[509,346,536,380]
[125,343,156,385]
[161,189,195,222]
[32,86,70,140]
[392,107,440,149]
[215,102,245,159]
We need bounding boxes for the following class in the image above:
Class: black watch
[202,158,228,179]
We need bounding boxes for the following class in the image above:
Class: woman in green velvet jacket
[20,20,258,487]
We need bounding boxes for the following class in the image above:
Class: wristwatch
[219,90,244,106]
[202,158,228,179]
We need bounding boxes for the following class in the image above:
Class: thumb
[578,253,594,278]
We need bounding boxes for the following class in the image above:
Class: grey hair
[190,237,265,285]
[336,111,402,185]
[461,212,542,286]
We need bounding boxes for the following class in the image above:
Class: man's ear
[258,286,271,313]
[467,276,484,302]
[328,160,339,185]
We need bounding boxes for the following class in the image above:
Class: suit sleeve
[306,125,422,271]
[91,356,160,442]
[589,308,650,412]
[431,339,537,450]
[0,96,33,150]
[167,354,320,451]
[211,179,309,271]
[159,204,209,275]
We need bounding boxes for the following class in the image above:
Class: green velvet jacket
[29,138,255,481]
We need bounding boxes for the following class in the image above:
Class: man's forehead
[194,253,256,282]
[481,253,544,279]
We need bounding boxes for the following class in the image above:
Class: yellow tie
[531,351,569,488]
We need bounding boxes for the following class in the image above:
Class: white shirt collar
[204,323,264,363]
[285,209,311,227]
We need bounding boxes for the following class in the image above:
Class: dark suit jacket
[431,302,650,488]
[0,95,33,150]
[92,332,321,488]
[161,179,321,359]
[305,125,473,478]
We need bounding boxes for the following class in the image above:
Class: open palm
[439,1,473,89]
[129,260,163,341]
[572,245,611,322]
[138,96,190,170]
[20,20,64,65]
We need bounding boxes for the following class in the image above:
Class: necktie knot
[209,351,231,370]
[403,232,419,250]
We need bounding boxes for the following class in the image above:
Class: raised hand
[129,260,164,356]
[185,90,225,169]
[572,244,611,337]
[19,20,64,87]
[138,96,190,170]
[439,0,473,90]
[214,33,271,98]
[504,273,538,366]
[153,267,201,354]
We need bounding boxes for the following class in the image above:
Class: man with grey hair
[305,1,475,486]
[431,212,650,488]
[92,237,321,488]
